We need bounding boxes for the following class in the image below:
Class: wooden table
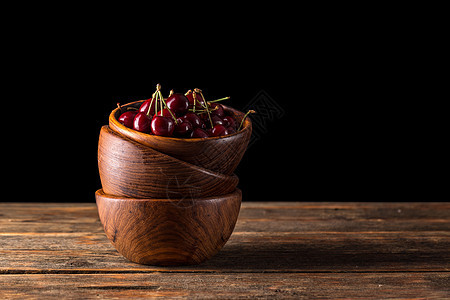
[1,202,449,299]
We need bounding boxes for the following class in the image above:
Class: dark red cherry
[186,92,205,107]
[222,115,236,128]
[199,114,213,129]
[156,108,172,118]
[210,124,229,137]
[174,121,193,137]
[210,103,225,118]
[191,128,209,138]
[166,93,189,116]
[227,127,236,134]
[151,115,174,137]
[133,112,152,133]
[199,112,209,123]
[211,115,224,126]
[182,112,204,129]
[139,99,156,115]
[119,111,138,129]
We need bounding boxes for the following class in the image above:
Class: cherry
[151,115,175,137]
[222,115,236,129]
[119,110,138,129]
[182,112,204,129]
[166,93,189,116]
[191,128,209,138]
[139,99,156,115]
[198,112,215,129]
[211,115,224,126]
[186,90,205,107]
[210,124,229,137]
[156,108,173,118]
[174,120,193,137]
[210,103,225,118]
[133,112,152,133]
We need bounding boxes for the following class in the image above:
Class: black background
[8,54,448,203]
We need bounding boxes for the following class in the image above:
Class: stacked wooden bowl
[96,100,252,266]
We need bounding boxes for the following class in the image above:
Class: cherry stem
[146,94,156,117]
[118,102,137,112]
[208,96,230,103]
[154,91,158,117]
[199,91,213,128]
[188,106,219,113]
[192,92,198,113]
[156,85,178,124]
[238,110,256,131]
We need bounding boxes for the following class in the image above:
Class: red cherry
[119,111,138,128]
[191,128,209,138]
[166,93,189,116]
[156,108,172,117]
[222,115,236,128]
[174,121,193,137]
[227,127,236,134]
[151,115,175,137]
[186,92,205,107]
[139,99,156,115]
[133,112,152,133]
[199,113,213,128]
[182,112,204,129]
[210,103,225,118]
[211,115,224,126]
[211,124,229,137]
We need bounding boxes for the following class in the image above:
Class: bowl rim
[111,100,252,142]
[95,188,241,203]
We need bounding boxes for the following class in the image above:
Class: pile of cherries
[118,85,247,138]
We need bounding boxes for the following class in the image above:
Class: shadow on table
[199,238,449,271]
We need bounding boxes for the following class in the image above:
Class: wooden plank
[1,231,449,273]
[4,201,450,219]
[2,202,449,234]
[2,217,449,234]
[0,273,448,299]
[235,218,450,232]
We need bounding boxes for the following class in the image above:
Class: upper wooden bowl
[98,125,239,199]
[95,188,242,266]
[109,100,252,175]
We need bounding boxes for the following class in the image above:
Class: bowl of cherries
[96,84,254,266]
[109,85,253,175]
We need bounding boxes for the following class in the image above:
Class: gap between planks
[1,269,450,275]
[1,231,450,237]
[1,202,449,209]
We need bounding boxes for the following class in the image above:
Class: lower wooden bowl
[95,188,242,266]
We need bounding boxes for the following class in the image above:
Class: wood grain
[1,273,449,299]
[1,202,449,299]
[95,189,242,266]
[98,125,239,199]
[109,100,252,175]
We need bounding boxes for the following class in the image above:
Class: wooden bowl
[109,100,252,175]
[98,125,239,199]
[95,188,242,266]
